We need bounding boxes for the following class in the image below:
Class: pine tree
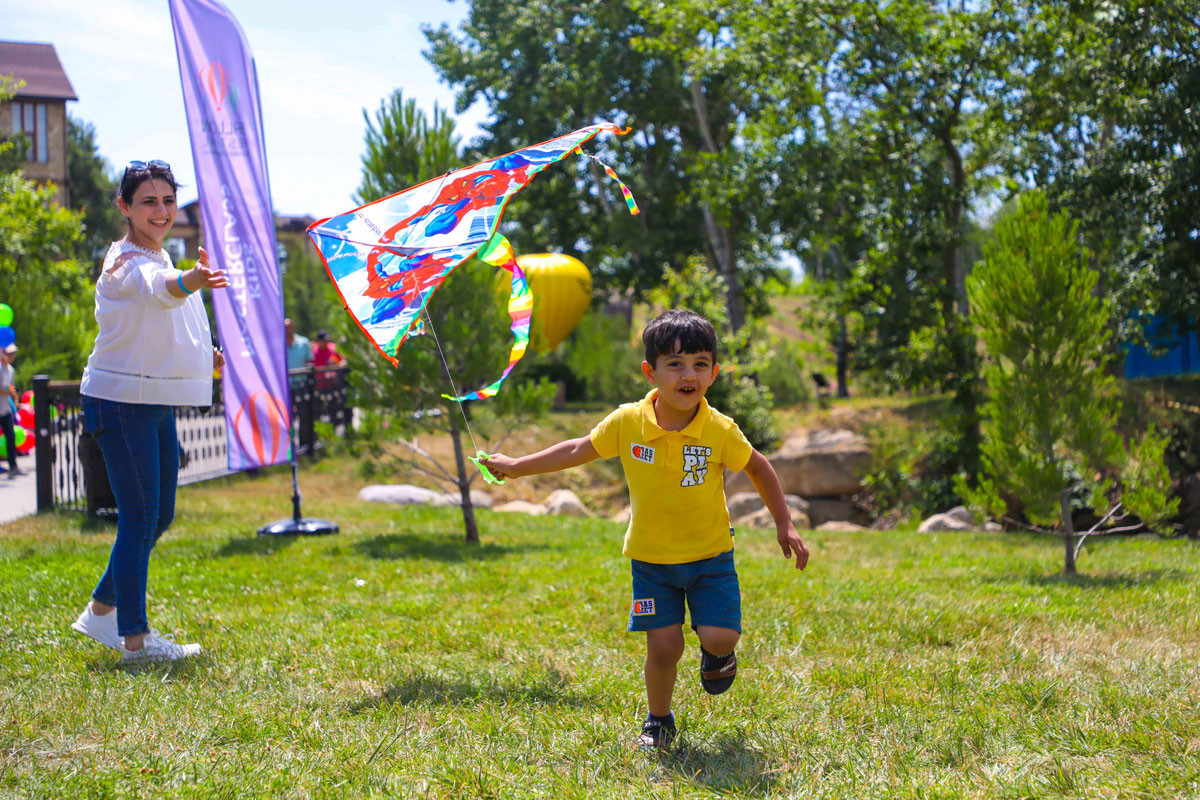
[963,190,1176,574]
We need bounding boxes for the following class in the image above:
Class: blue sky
[3,0,487,216]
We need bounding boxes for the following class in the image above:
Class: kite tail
[574,147,641,216]
[443,234,532,403]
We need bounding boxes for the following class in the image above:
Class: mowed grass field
[1,456,1198,799]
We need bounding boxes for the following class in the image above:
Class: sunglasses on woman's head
[126,159,171,172]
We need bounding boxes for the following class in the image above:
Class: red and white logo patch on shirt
[630,443,656,464]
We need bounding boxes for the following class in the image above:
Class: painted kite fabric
[306,122,638,401]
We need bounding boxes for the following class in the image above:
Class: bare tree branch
[395,438,458,483]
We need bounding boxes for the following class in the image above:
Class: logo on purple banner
[170,0,291,471]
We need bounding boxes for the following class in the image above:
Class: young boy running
[486,309,809,750]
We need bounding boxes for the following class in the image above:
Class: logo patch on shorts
[632,598,656,616]
[630,443,656,464]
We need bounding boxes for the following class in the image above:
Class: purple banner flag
[170,0,291,470]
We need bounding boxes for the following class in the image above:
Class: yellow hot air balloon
[510,253,593,352]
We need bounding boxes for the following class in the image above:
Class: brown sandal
[700,648,737,695]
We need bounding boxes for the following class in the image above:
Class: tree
[66,116,122,271]
[355,90,461,205]
[1016,1,1200,348]
[281,235,341,339]
[962,191,1176,575]
[423,0,780,328]
[0,80,95,380]
[345,91,553,542]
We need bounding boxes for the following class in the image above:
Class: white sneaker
[121,630,202,663]
[71,604,121,650]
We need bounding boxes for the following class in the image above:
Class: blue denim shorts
[628,549,741,632]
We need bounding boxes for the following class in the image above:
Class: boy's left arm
[742,449,809,570]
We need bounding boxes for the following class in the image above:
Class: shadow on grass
[211,534,300,558]
[352,532,545,563]
[660,731,779,797]
[987,567,1191,589]
[349,670,595,713]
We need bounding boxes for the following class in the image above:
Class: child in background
[485,309,809,750]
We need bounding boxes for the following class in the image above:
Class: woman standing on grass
[70,160,228,662]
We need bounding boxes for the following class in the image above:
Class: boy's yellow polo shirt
[590,389,754,564]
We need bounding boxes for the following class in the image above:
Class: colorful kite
[306,123,638,403]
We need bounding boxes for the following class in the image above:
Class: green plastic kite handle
[470,450,506,485]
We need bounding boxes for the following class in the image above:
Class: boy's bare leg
[645,625,685,716]
[695,625,740,657]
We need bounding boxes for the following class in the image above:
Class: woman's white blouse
[80,241,214,406]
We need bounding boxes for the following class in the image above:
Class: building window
[10,101,49,164]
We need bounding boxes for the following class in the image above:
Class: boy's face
[642,343,719,413]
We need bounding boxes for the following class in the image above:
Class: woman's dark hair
[117,163,180,205]
[642,309,719,365]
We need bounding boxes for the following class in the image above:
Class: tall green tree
[344,93,553,542]
[963,191,1176,575]
[0,80,94,380]
[355,89,461,205]
[1016,1,1200,346]
[424,0,780,327]
[66,116,122,270]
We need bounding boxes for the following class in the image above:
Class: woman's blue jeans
[81,397,179,637]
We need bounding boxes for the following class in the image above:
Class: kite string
[421,307,482,458]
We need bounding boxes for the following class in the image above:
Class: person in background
[70,160,227,663]
[0,344,20,478]
[311,329,344,368]
[285,318,313,373]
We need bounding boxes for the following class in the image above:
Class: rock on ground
[495,500,548,516]
[727,491,810,520]
[358,485,442,505]
[546,489,588,516]
[733,506,811,530]
[806,497,869,527]
[726,428,870,497]
[918,505,976,532]
[816,520,868,532]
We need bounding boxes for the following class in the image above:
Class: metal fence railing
[33,365,351,516]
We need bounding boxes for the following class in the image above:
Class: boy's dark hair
[643,309,718,365]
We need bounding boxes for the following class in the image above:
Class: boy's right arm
[486,436,600,479]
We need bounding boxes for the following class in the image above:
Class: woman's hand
[184,247,230,292]
[213,347,225,370]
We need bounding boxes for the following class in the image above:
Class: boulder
[806,498,868,527]
[816,521,867,532]
[734,506,811,530]
[727,491,765,519]
[435,490,494,509]
[727,491,810,520]
[918,506,976,532]
[495,500,548,516]
[546,489,588,516]
[612,506,632,524]
[358,484,441,505]
[726,429,870,497]
[983,521,1002,532]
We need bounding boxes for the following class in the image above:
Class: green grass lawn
[1,457,1198,799]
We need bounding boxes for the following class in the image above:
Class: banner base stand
[257,517,339,536]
